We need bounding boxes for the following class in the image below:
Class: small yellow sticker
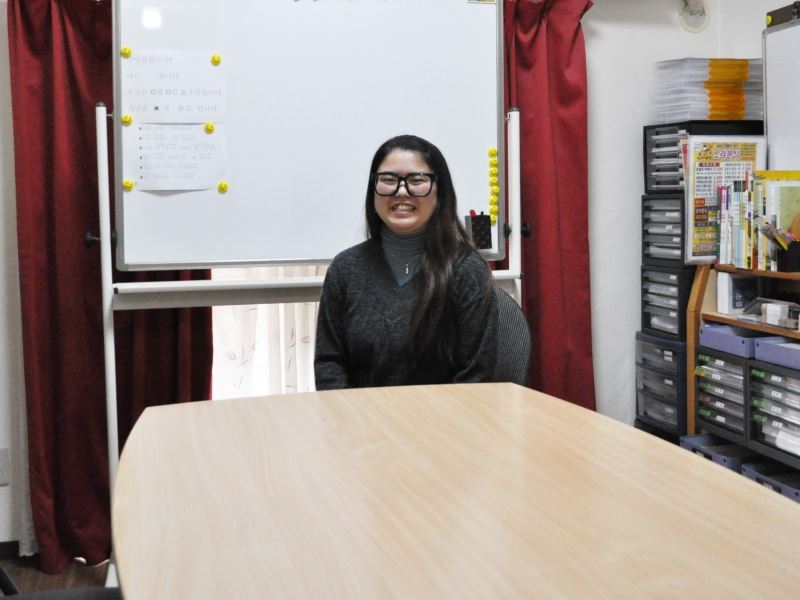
[122,179,135,191]
[218,181,229,193]
[120,46,133,59]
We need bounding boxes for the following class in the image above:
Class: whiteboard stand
[96,104,522,585]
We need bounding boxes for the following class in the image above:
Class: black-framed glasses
[372,172,437,197]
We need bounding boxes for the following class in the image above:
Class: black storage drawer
[694,347,748,444]
[642,120,764,195]
[642,194,686,267]
[641,266,695,340]
[748,360,800,470]
[635,331,687,436]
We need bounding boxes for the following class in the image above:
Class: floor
[0,557,108,595]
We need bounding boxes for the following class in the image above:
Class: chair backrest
[493,287,531,386]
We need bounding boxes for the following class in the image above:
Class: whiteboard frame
[763,18,800,170]
[112,0,507,271]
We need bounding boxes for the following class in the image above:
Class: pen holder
[777,242,800,272]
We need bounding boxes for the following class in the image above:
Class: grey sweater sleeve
[314,259,351,390]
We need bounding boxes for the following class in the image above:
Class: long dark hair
[365,134,490,363]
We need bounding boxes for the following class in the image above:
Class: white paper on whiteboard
[123,123,228,190]
[121,50,226,124]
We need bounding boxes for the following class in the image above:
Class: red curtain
[505,0,596,410]
[7,0,212,573]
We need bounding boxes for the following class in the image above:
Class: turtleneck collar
[380,226,427,285]
[381,226,427,257]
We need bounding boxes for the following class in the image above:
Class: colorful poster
[685,136,766,263]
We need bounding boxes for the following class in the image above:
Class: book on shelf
[753,170,800,271]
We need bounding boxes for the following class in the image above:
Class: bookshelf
[687,264,800,432]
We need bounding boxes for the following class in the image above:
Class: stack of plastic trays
[647,58,763,124]
[695,349,747,444]
[749,363,800,469]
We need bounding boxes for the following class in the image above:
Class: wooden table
[112,383,800,598]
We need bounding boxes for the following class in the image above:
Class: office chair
[493,287,531,387]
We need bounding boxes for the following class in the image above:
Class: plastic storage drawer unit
[635,331,687,436]
[741,461,800,502]
[680,433,759,472]
[641,266,695,340]
[695,348,747,443]
[749,361,800,470]
[642,120,764,195]
[642,194,685,266]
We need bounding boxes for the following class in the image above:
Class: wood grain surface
[113,383,800,599]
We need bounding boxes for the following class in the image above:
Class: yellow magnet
[489,167,498,177]
[488,147,498,157]
[218,181,229,193]
[122,179,135,191]
[489,205,499,216]
[766,15,772,25]
[211,54,222,66]
[120,46,133,59]
[121,114,133,126]
[490,214,497,224]
[490,185,500,195]
[489,158,498,167]
[204,122,216,134]
[489,196,499,206]
[489,176,498,186]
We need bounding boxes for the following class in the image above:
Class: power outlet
[0,448,10,487]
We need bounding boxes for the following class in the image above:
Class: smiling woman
[314,134,498,389]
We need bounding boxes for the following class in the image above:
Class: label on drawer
[776,430,800,457]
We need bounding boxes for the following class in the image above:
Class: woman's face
[373,149,438,236]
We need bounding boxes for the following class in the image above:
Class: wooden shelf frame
[686,264,800,434]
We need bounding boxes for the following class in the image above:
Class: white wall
[584,0,781,424]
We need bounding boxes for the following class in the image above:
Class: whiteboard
[764,19,800,169]
[113,0,504,270]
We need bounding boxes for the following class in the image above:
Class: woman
[314,134,498,389]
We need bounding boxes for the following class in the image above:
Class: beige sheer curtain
[211,265,325,399]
